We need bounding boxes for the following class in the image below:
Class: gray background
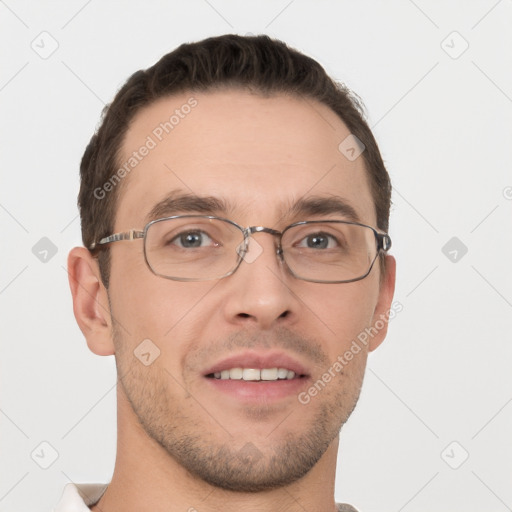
[1,1,511,511]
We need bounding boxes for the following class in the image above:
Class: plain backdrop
[1,1,511,511]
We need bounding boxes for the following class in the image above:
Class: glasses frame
[89,215,392,284]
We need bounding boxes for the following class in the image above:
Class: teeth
[243,368,260,381]
[211,367,299,381]
[229,367,243,380]
[261,368,278,380]
[277,368,289,379]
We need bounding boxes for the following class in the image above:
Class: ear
[368,255,396,352]
[67,247,115,356]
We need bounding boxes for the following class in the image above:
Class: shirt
[53,484,107,511]
[53,483,359,511]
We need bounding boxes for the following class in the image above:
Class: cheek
[108,247,186,336]
[301,280,380,376]
[308,281,378,335]
[108,259,218,373]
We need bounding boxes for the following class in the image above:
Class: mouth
[202,351,310,402]
[206,367,304,381]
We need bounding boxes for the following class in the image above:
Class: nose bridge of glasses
[244,226,282,237]
[239,226,284,259]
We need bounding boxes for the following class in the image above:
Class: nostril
[278,310,290,319]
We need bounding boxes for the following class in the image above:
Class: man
[60,34,395,512]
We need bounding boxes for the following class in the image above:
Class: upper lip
[203,350,310,377]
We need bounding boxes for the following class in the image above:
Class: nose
[220,234,300,330]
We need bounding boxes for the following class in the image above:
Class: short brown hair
[79,34,391,287]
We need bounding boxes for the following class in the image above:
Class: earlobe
[368,255,396,352]
[67,247,115,356]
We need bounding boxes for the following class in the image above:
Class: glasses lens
[282,221,378,282]
[145,217,244,280]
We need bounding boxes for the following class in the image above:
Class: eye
[170,230,215,248]
[297,232,338,250]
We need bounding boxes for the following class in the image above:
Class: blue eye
[172,231,214,248]
[297,233,338,249]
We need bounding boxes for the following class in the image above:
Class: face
[105,89,394,491]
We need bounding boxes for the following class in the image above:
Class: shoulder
[336,504,359,512]
[52,483,108,511]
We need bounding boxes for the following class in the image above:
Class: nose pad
[236,236,264,264]
[235,238,249,260]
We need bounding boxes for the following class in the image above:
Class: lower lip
[205,376,309,402]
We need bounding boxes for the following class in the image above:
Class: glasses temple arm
[89,230,144,250]
[376,232,392,252]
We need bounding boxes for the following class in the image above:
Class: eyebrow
[145,191,230,223]
[144,191,360,225]
[285,196,360,223]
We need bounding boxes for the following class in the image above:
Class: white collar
[53,483,357,512]
[53,483,107,511]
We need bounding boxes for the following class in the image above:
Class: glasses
[89,215,391,283]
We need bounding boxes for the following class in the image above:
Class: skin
[68,89,396,512]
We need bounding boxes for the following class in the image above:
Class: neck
[92,386,340,512]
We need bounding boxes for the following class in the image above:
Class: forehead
[116,89,375,227]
